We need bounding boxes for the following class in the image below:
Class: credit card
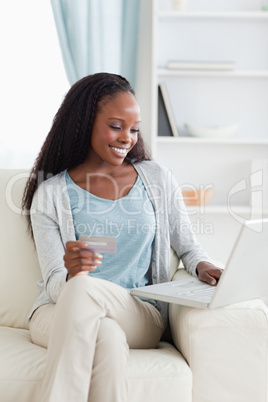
[80,235,117,254]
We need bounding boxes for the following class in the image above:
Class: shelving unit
[156,136,268,145]
[158,69,268,78]
[157,11,268,19]
[136,0,268,262]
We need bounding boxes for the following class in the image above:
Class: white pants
[29,276,164,402]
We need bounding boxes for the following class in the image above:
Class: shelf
[186,205,268,216]
[156,137,268,145]
[157,11,268,19]
[157,69,268,78]
[186,205,248,215]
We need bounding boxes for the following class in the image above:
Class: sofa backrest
[0,170,42,329]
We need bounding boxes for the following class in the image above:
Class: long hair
[22,72,150,235]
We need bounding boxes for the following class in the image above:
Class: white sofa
[1,169,268,402]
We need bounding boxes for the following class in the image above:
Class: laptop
[130,219,268,309]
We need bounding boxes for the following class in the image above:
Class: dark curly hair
[22,72,151,235]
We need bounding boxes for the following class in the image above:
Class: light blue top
[29,161,213,328]
[65,172,156,290]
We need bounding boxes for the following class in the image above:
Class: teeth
[111,146,128,155]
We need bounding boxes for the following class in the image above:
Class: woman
[22,72,222,402]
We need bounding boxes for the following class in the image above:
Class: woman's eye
[131,128,140,133]
[110,125,121,130]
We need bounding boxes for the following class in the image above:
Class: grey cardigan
[29,160,212,327]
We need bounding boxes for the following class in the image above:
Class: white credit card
[80,235,117,254]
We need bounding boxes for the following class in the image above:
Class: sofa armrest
[169,269,268,402]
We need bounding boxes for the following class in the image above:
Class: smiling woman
[0,0,69,168]
[21,72,222,402]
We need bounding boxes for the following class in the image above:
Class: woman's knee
[58,276,106,303]
[57,276,94,309]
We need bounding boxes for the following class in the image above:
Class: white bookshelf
[157,11,268,19]
[136,0,268,261]
[156,136,268,145]
[157,69,268,78]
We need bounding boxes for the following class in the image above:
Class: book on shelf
[166,60,236,70]
[158,83,179,137]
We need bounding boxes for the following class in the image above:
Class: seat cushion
[0,326,46,402]
[0,327,192,402]
[128,342,192,402]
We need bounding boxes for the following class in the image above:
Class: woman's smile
[109,145,130,157]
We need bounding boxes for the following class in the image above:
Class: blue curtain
[50,0,140,87]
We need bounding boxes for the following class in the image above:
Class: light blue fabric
[50,0,140,87]
[29,161,213,327]
[66,172,156,290]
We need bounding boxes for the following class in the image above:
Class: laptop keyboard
[177,287,216,300]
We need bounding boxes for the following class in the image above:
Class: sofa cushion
[128,342,192,402]
[0,170,42,329]
[0,327,192,402]
[0,326,46,402]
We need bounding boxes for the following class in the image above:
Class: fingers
[210,268,223,280]
[202,272,218,286]
[65,240,89,252]
[201,268,223,286]
[64,241,103,278]
[197,262,224,286]
[67,249,102,264]
[65,241,102,262]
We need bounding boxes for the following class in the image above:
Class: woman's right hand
[64,241,103,280]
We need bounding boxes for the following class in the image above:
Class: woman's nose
[118,129,132,143]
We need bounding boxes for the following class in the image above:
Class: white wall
[0,1,70,169]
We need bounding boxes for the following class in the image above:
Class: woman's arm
[31,203,69,302]
[31,185,103,300]
[168,175,222,284]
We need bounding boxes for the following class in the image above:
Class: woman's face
[88,92,141,167]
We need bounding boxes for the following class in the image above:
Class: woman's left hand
[196,261,223,286]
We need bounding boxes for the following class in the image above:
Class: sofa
[0,168,268,402]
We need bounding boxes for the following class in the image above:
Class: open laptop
[131,219,268,309]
